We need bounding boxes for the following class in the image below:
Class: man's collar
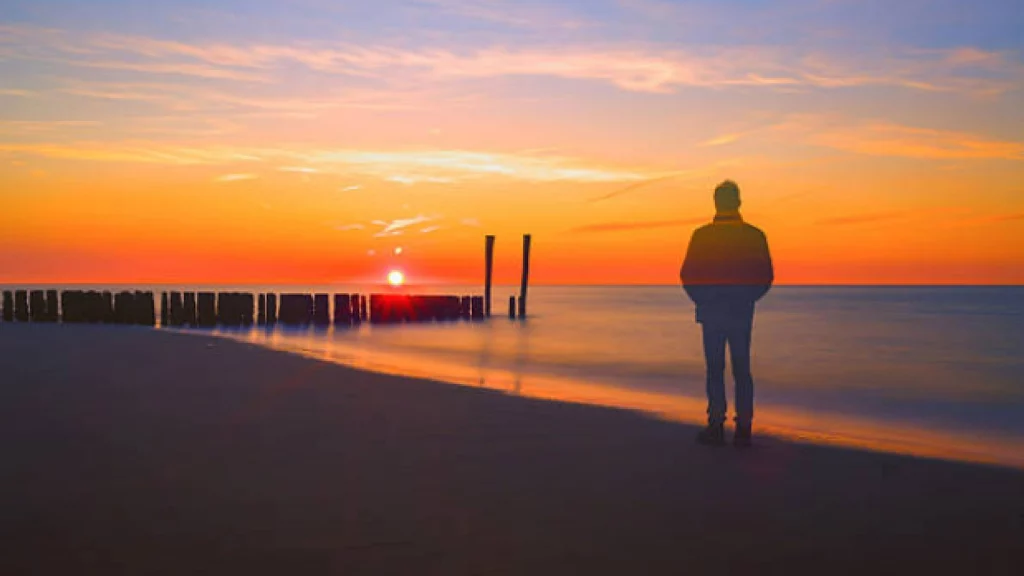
[713,211,743,223]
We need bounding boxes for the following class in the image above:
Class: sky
[1,0,1022,285]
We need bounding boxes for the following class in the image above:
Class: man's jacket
[680,213,774,326]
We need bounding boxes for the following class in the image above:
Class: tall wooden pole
[518,234,531,318]
[484,235,495,317]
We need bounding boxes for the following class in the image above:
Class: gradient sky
[1,0,1022,285]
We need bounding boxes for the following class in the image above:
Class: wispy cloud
[571,217,706,233]
[278,166,319,173]
[461,218,481,227]
[949,211,1024,228]
[5,24,1018,96]
[335,223,365,231]
[587,160,750,202]
[416,0,595,30]
[0,141,659,182]
[735,115,1024,161]
[58,80,423,115]
[809,122,1024,161]
[214,173,257,182]
[0,120,100,134]
[589,174,678,203]
[373,215,437,237]
[386,174,455,185]
[420,225,443,233]
[700,133,743,147]
[340,185,362,192]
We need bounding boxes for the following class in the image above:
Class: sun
[387,269,405,287]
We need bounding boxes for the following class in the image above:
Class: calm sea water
[6,284,1024,466]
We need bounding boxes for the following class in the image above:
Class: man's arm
[751,230,774,301]
[680,230,708,304]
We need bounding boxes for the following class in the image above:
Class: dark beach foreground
[1,325,1022,575]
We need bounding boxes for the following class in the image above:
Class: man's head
[714,180,741,212]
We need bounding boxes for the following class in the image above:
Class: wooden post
[241,293,254,326]
[334,294,351,325]
[183,293,197,326]
[161,293,169,326]
[89,291,104,323]
[46,290,59,322]
[258,294,266,325]
[279,294,312,326]
[266,293,277,325]
[136,291,156,326]
[29,290,45,322]
[98,291,112,324]
[114,291,134,324]
[519,234,531,318]
[509,295,516,319]
[2,291,12,322]
[197,292,216,327]
[60,292,75,323]
[313,294,330,325]
[14,291,28,322]
[350,295,363,324]
[169,292,184,326]
[216,293,232,326]
[485,235,495,317]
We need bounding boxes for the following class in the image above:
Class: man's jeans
[702,320,754,426]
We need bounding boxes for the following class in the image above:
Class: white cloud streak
[0,142,659,182]
[214,173,258,182]
[3,24,1018,96]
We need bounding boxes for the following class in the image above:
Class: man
[680,180,773,447]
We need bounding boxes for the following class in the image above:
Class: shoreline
[198,325,1024,471]
[2,324,1022,574]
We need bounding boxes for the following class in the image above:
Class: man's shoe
[734,422,752,448]
[696,423,726,446]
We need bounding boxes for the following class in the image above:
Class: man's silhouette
[681,180,773,447]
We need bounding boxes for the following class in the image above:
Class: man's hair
[714,180,741,212]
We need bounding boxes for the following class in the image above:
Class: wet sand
[1,324,1022,574]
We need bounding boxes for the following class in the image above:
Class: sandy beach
[1,324,1021,575]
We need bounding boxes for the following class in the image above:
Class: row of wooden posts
[0,290,157,325]
[0,290,500,327]
[2,233,533,327]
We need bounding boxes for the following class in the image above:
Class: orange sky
[1,1,1022,285]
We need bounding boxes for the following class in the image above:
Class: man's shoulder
[738,221,767,239]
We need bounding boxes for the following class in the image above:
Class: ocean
[5,284,1023,467]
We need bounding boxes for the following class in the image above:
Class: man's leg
[702,323,728,425]
[696,323,728,445]
[728,321,754,443]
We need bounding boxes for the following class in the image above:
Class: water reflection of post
[512,321,531,396]
[476,321,494,387]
